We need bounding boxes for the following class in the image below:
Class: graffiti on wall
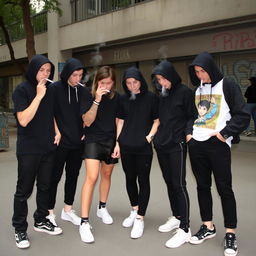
[221,60,256,89]
[212,31,256,51]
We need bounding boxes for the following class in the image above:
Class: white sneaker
[165,228,191,248]
[97,206,113,224]
[122,210,138,228]
[61,209,81,225]
[158,216,180,233]
[46,214,58,227]
[79,223,94,243]
[130,218,144,239]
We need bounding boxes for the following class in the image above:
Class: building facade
[0,0,256,114]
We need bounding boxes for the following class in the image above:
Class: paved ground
[0,128,255,256]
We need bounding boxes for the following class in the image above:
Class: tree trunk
[20,0,36,61]
[0,15,24,73]
[0,15,15,61]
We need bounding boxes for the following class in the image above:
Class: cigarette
[77,82,85,87]
[105,89,110,93]
[46,78,54,83]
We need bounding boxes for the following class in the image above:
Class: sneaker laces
[225,234,236,249]
[16,231,28,241]
[44,219,55,229]
[194,225,208,238]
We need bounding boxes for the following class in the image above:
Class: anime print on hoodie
[152,60,194,152]
[117,66,159,154]
[12,54,56,155]
[52,58,86,149]
[188,51,250,147]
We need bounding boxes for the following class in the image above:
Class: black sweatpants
[156,143,190,230]
[12,151,56,232]
[121,153,153,216]
[48,146,83,209]
[188,136,237,229]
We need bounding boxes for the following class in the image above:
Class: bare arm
[146,118,160,143]
[112,118,124,158]
[82,85,109,127]
[17,79,47,127]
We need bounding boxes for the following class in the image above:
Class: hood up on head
[26,54,55,86]
[249,76,256,84]
[60,58,86,84]
[122,66,148,98]
[188,51,223,87]
[151,60,182,92]
[60,58,86,104]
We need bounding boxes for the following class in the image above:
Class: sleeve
[220,79,250,137]
[184,87,197,136]
[116,94,125,119]
[151,93,159,120]
[12,85,29,114]
[80,87,93,115]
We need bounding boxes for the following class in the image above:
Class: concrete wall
[59,0,256,50]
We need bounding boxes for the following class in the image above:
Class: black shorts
[82,138,118,165]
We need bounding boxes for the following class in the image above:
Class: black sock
[81,217,89,225]
[99,201,106,209]
[180,226,189,233]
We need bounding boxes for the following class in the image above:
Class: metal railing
[0,11,47,45]
[71,0,148,22]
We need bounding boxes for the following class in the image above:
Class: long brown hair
[91,66,116,99]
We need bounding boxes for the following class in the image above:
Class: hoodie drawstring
[68,85,79,104]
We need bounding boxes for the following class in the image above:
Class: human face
[36,63,51,83]
[126,78,141,94]
[155,74,171,89]
[98,76,114,91]
[198,105,208,117]
[68,69,83,87]
[194,66,211,83]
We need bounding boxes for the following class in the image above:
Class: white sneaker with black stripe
[34,219,62,235]
[190,224,216,244]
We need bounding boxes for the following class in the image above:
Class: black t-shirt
[80,90,119,143]
[117,91,159,154]
[12,82,56,155]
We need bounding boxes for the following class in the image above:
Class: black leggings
[156,143,190,230]
[48,146,83,209]
[121,153,153,216]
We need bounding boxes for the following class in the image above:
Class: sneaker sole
[16,242,30,249]
[33,226,62,235]
[224,249,238,256]
[189,233,216,244]
[81,238,95,244]
[165,238,190,248]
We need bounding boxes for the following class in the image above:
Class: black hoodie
[52,58,86,149]
[152,60,194,152]
[12,54,56,155]
[189,52,250,140]
[117,66,159,154]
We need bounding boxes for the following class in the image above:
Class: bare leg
[81,159,100,217]
[99,162,115,203]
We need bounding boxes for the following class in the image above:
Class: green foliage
[0,0,61,44]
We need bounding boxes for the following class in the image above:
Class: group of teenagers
[12,51,250,256]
